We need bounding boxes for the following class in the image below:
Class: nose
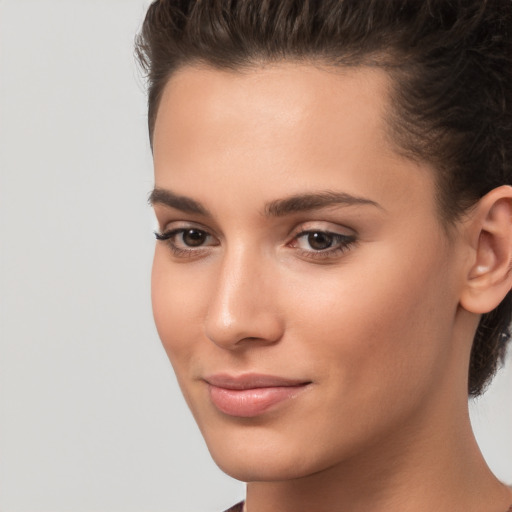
[204,247,284,350]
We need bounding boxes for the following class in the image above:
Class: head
[137,0,512,481]
[137,0,512,396]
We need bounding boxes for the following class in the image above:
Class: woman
[136,1,512,511]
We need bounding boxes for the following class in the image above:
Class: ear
[460,185,512,314]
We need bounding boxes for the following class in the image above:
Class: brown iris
[182,229,207,247]
[307,232,334,250]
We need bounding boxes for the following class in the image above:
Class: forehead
[152,63,438,221]
[153,62,394,161]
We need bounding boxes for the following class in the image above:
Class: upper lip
[204,373,311,390]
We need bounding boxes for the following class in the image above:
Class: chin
[200,421,349,483]
[211,449,317,483]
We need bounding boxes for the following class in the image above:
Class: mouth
[204,374,312,418]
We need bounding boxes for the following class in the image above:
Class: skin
[150,63,512,512]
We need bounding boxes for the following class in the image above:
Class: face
[151,63,468,482]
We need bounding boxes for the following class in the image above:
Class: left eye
[293,230,354,252]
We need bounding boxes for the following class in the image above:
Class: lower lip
[208,384,309,417]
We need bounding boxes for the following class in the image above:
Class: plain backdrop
[0,1,510,511]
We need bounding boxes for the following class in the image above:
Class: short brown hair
[136,0,512,396]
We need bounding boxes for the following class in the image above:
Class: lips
[204,374,311,418]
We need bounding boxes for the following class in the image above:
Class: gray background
[0,1,510,511]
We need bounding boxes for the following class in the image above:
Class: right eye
[154,227,219,256]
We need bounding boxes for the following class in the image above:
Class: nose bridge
[204,242,282,349]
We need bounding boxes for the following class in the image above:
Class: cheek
[285,241,457,399]
[151,250,206,371]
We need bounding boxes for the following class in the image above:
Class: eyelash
[154,228,218,258]
[154,227,356,260]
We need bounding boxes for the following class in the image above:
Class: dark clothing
[224,502,512,511]
[223,502,244,512]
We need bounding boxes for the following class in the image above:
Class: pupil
[183,229,206,247]
[308,232,333,250]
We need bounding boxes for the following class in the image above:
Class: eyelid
[156,219,220,238]
[288,220,356,239]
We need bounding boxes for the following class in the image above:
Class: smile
[204,374,312,418]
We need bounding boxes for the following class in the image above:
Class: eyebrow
[264,191,382,216]
[149,187,381,217]
[149,188,210,216]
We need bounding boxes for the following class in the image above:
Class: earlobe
[460,186,512,315]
